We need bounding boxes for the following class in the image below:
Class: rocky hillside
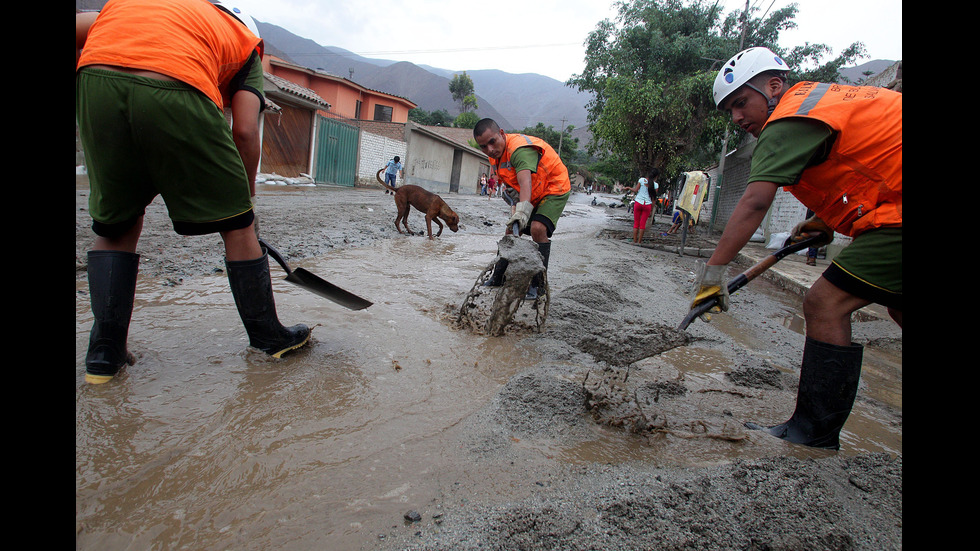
[257,21,592,137]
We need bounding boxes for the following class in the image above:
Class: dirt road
[76,177,902,550]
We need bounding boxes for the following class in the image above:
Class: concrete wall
[402,131,454,194]
[459,155,488,196]
[351,123,487,194]
[402,130,486,196]
[708,144,754,234]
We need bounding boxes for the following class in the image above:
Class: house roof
[263,72,331,110]
[419,125,483,152]
[268,56,417,108]
[410,123,488,159]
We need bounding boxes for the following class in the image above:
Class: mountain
[255,21,592,141]
[837,59,898,84]
[257,21,898,151]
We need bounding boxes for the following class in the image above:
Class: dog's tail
[376,168,397,193]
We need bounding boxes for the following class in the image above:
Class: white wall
[358,131,407,185]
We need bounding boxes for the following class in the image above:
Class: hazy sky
[223,0,902,82]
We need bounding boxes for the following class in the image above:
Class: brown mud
[76,177,902,550]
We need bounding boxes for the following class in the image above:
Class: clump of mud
[725,359,788,390]
[458,364,597,458]
[456,236,548,336]
[545,282,693,365]
[582,362,749,442]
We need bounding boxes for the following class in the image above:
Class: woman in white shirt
[625,169,659,243]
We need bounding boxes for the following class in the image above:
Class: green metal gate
[314,115,359,186]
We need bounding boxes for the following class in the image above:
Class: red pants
[633,202,653,228]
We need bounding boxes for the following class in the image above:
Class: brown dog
[377,171,459,238]
[394,185,460,238]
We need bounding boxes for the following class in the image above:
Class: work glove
[507,201,534,233]
[790,216,833,247]
[689,263,729,314]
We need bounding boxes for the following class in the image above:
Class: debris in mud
[545,282,694,365]
[582,364,749,442]
[456,236,549,336]
[725,360,787,390]
[576,322,691,367]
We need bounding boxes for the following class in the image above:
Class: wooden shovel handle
[677,234,823,330]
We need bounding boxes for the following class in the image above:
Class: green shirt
[509,146,541,174]
[227,50,266,110]
[747,118,835,187]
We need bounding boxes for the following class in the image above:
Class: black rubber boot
[526,241,551,300]
[226,252,311,358]
[483,258,509,287]
[745,337,863,450]
[85,250,140,384]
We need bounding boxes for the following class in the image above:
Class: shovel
[258,238,372,311]
[500,188,522,236]
[677,234,823,330]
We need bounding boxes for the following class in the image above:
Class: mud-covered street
[76,176,902,550]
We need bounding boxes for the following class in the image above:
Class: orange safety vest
[763,81,902,237]
[77,0,263,110]
[491,134,571,205]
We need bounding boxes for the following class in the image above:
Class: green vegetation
[449,72,478,114]
[567,0,867,187]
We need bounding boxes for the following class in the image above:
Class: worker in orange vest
[77,0,310,384]
[692,47,902,450]
[474,118,572,300]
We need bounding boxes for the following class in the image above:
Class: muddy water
[76,192,900,549]
[707,277,903,455]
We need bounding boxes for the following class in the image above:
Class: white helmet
[712,47,788,109]
[638,177,648,185]
[212,1,260,39]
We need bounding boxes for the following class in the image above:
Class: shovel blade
[285,267,373,311]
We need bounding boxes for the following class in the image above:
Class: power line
[288,43,580,59]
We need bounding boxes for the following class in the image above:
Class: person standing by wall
[383,156,403,194]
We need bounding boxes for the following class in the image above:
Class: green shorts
[76,67,254,237]
[824,227,902,310]
[504,188,570,238]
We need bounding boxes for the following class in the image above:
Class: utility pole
[557,117,567,160]
[708,0,750,236]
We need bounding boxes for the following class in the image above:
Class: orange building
[263,56,416,122]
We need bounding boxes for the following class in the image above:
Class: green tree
[409,107,454,126]
[517,122,579,160]
[568,0,867,179]
[453,111,480,129]
[449,72,479,114]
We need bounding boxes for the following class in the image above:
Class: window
[355,100,362,120]
[373,105,393,122]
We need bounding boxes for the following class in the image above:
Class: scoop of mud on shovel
[485,236,545,335]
